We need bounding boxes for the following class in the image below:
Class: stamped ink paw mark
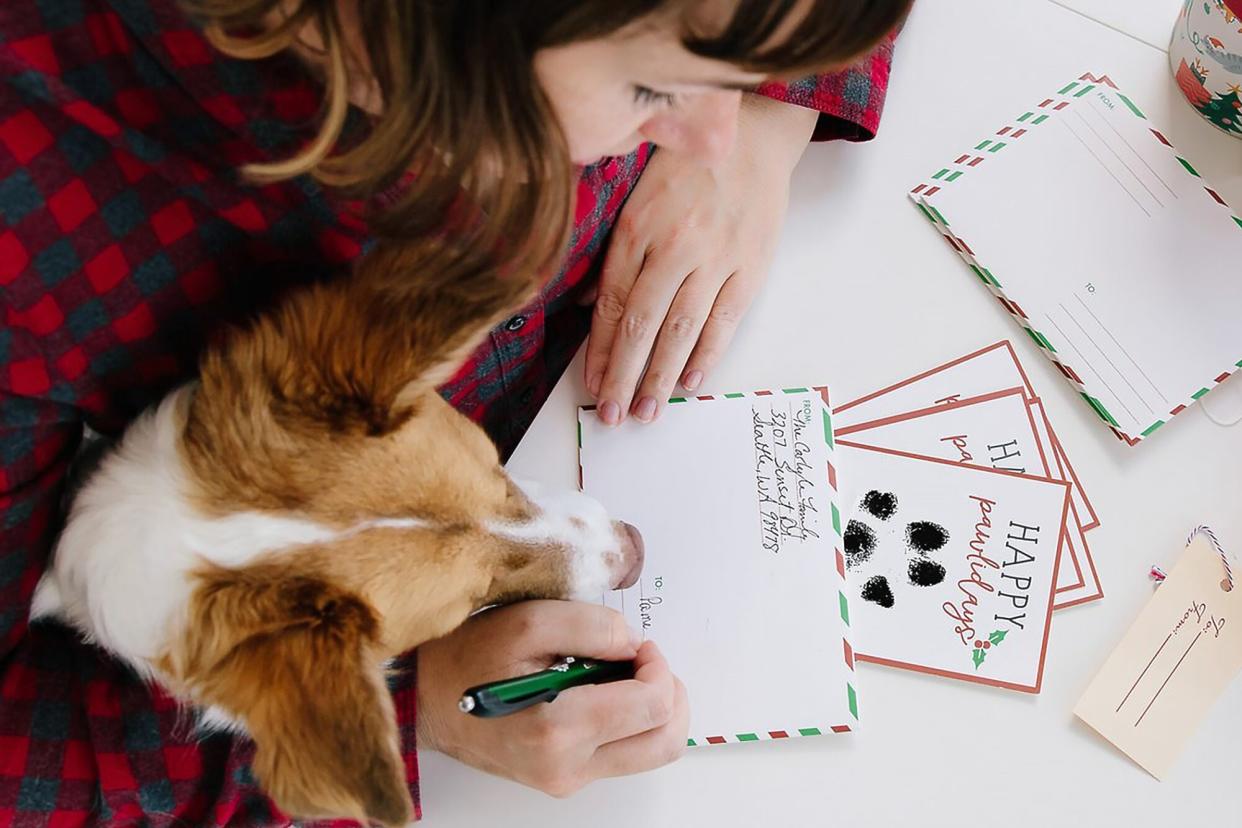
[843,490,949,609]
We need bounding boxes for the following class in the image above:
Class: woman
[0,0,907,823]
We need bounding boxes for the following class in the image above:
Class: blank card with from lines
[909,72,1242,445]
[1075,533,1242,779]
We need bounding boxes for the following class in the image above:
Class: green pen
[459,657,635,718]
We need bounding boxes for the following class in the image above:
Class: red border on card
[837,387,1053,478]
[836,388,1093,596]
[1052,504,1104,608]
[1051,430,1100,531]
[1053,523,1104,609]
[837,387,1030,438]
[834,340,1100,533]
[1056,525,1087,593]
[835,341,1037,415]
[1027,398,1101,533]
[1026,399,1103,607]
[837,441,1070,694]
[1022,397,1086,593]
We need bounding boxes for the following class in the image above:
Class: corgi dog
[30,242,643,827]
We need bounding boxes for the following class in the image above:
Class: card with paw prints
[836,386,1103,611]
[836,442,1071,692]
[834,340,1100,532]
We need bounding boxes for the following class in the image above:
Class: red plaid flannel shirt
[0,1,894,824]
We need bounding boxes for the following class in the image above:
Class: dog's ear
[200,240,539,441]
[350,240,539,403]
[182,569,412,827]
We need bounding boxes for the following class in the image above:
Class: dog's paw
[844,490,949,609]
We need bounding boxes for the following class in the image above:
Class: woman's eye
[632,85,677,109]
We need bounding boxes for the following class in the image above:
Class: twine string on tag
[1151,525,1235,592]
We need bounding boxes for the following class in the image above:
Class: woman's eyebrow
[670,78,761,91]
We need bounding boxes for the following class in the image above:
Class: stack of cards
[575,341,1100,742]
[910,72,1242,445]
[832,341,1102,693]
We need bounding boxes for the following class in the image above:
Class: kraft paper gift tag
[1075,533,1242,779]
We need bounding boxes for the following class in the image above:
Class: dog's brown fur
[157,244,584,825]
[182,242,536,522]
[169,567,409,826]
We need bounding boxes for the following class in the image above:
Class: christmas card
[577,388,858,745]
[835,340,1099,533]
[911,72,1242,445]
[836,387,1101,610]
[836,443,1070,693]
[1029,399,1104,609]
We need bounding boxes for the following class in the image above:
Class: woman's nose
[641,89,742,166]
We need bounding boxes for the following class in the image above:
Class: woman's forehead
[619,0,816,80]
[682,0,817,42]
[609,13,767,88]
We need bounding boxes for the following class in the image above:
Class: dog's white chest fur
[31,387,350,677]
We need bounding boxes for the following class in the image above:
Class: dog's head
[167,242,642,825]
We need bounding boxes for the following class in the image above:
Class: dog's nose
[616,521,644,589]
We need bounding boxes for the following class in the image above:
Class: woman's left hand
[584,93,818,425]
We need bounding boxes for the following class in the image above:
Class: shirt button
[519,387,535,406]
[505,315,527,332]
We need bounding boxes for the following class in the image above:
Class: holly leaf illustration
[972,648,987,669]
[988,630,1008,646]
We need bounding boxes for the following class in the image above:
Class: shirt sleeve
[754,34,897,142]
[0,403,78,657]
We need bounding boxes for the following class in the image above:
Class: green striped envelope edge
[686,714,857,747]
[908,73,1135,203]
[580,386,859,744]
[913,73,1242,445]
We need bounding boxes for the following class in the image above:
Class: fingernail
[683,370,703,392]
[600,399,621,426]
[587,372,601,397]
[634,397,657,423]
[628,626,643,649]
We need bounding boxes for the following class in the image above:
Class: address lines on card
[1082,97,1178,203]
[1043,293,1169,427]
[1056,100,1173,220]
[750,399,803,555]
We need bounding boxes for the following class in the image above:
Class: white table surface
[421,1,1242,824]
[1048,0,1185,51]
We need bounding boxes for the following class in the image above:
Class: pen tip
[458,696,475,714]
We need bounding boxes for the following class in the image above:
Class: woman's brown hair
[182,0,911,295]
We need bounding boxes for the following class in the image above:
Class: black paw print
[844,490,949,609]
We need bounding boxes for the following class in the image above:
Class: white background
[421,0,1242,824]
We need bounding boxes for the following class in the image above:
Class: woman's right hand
[415,601,689,797]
